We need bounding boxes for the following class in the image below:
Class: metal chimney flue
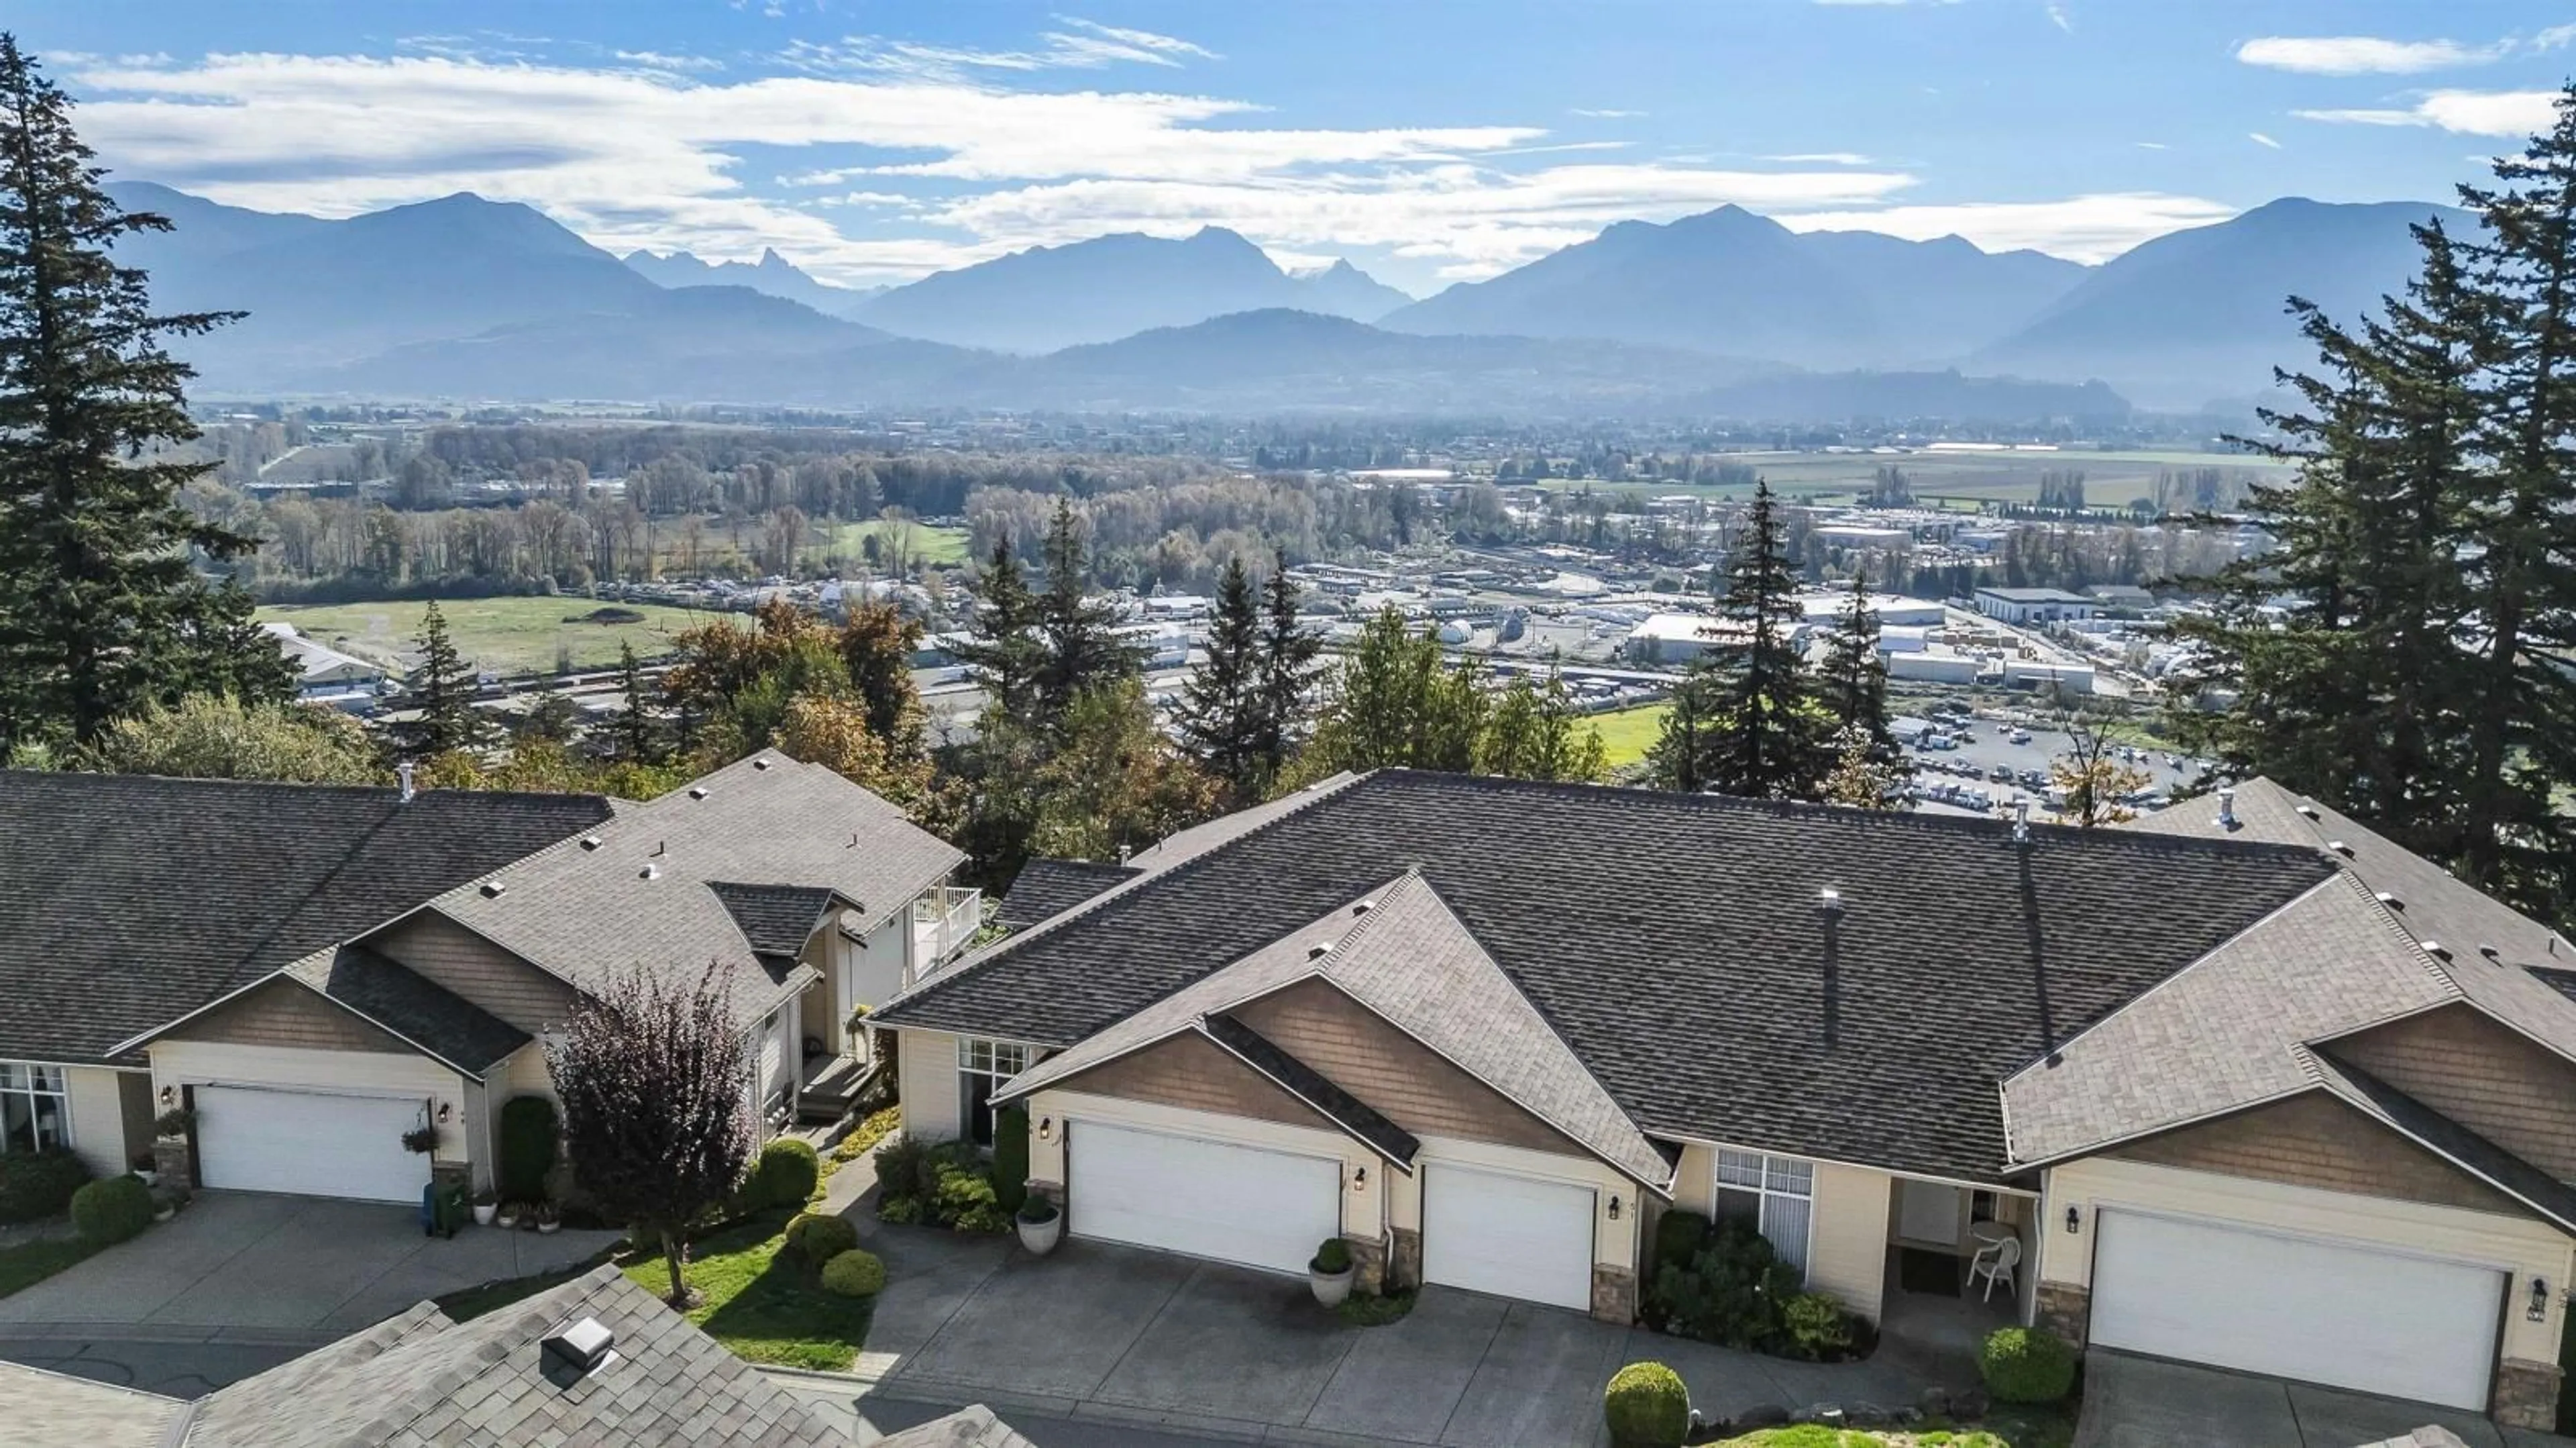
[2216,786,2237,829]
[396,762,416,804]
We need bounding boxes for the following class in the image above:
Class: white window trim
[1715,1147,1813,1282]
[955,1037,1034,1141]
[0,1060,72,1154]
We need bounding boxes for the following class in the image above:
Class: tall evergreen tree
[1648,660,1721,794]
[1705,480,1829,799]
[391,601,490,758]
[1175,554,1263,801]
[1816,569,1892,756]
[1250,547,1322,790]
[951,539,1046,734]
[0,38,284,750]
[612,639,663,764]
[1032,498,1141,731]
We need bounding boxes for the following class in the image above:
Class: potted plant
[131,1152,159,1190]
[472,1189,498,1227]
[153,1107,195,1139]
[494,1200,522,1229]
[400,1125,438,1155]
[1015,1196,1061,1256]
[535,1202,561,1235]
[1309,1237,1355,1308]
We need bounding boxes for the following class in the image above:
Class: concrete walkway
[0,1190,619,1335]
[2076,1353,2574,1448]
[844,1221,1967,1448]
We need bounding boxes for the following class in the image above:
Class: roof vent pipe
[1817,887,1843,919]
[2422,939,2452,962]
[2012,797,2031,844]
[397,762,416,804]
[541,1316,616,1376]
[1307,942,1332,961]
[2216,786,2237,828]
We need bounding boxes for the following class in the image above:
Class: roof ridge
[879,771,1373,1021]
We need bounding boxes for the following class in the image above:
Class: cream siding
[150,1039,472,1174]
[1028,1088,1379,1243]
[897,1028,961,1141]
[1668,1142,1902,1325]
[62,1066,137,1178]
[843,913,911,1013]
[2039,1154,2576,1367]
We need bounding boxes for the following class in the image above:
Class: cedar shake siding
[1059,1033,1332,1133]
[2328,1004,2576,1184]
[1229,978,1582,1158]
[368,911,578,1037]
[2110,1092,2523,1217]
[164,978,412,1055]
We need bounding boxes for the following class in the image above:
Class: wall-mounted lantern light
[2531,1277,2551,1323]
[2063,1205,2082,1235]
[158,1085,176,1107]
[1351,1166,1368,1194]
[1607,1195,1622,1221]
[1037,1116,1055,1142]
[435,1100,453,1124]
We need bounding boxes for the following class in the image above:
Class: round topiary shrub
[786,1210,861,1266]
[750,1137,820,1210]
[820,1247,887,1298]
[1603,1360,1690,1448]
[68,1175,154,1246]
[0,1149,90,1225]
[1980,1325,2077,1404]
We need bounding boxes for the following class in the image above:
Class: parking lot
[1898,706,2204,817]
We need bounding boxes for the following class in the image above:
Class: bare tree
[2050,712,2153,827]
[549,964,755,1306]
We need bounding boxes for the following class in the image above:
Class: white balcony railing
[911,886,983,974]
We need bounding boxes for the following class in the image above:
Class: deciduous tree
[74,692,381,784]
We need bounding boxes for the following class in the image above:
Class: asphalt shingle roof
[1202,1013,1421,1166]
[706,882,837,958]
[282,946,532,1074]
[994,859,1139,933]
[2309,1048,2576,1233]
[883,770,2332,1185]
[0,771,610,1064]
[179,1265,839,1447]
[0,1360,182,1448]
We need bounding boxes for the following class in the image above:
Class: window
[1715,1149,1812,1278]
[0,1062,69,1155]
[955,1037,1028,1147]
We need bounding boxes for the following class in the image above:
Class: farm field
[1587,702,1670,769]
[816,519,973,568]
[258,597,733,677]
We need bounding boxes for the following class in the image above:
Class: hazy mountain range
[105,180,2468,417]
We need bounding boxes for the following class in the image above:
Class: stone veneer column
[1389,1228,1422,1290]
[151,1133,194,1193]
[2493,1358,2563,1431]
[1590,1265,1638,1324]
[2034,1282,2090,1349]
[1344,1235,1387,1294]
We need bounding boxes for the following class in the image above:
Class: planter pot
[152,1205,175,1223]
[1016,1212,1062,1256]
[494,1212,521,1230]
[133,1170,158,1190]
[472,1204,497,1227]
[537,1219,560,1235]
[1308,1264,1354,1308]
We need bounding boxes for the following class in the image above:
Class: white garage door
[1422,1161,1595,1312]
[195,1086,432,1204]
[1069,1121,1341,1275]
[2090,1209,2505,1410]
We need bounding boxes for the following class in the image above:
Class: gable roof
[0,770,610,1064]
[1201,1013,1421,1166]
[424,751,963,1028]
[2308,1048,2576,1234]
[280,946,531,1074]
[175,1265,839,1447]
[882,770,2332,1185]
[994,859,1139,933]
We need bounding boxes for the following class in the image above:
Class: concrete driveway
[0,1190,619,1335]
[855,1224,1962,1447]
[2076,1353,2573,1448]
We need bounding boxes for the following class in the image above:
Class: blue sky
[23,1,2576,295]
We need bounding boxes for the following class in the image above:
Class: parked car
[2008,728,2033,745]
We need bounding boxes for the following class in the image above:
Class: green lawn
[0,1235,100,1298]
[258,597,731,677]
[1588,703,1670,768]
[620,1210,872,1370]
[815,520,973,568]
[1710,1412,2069,1448]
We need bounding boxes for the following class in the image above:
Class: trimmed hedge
[1980,1325,2077,1404]
[820,1247,887,1298]
[1603,1361,1690,1448]
[497,1096,558,1204]
[0,1149,89,1225]
[991,1105,1029,1215]
[69,1175,153,1246]
[1652,1208,1709,1272]
[786,1210,860,1266]
[749,1137,821,1210]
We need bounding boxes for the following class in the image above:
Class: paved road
[0,1331,310,1397]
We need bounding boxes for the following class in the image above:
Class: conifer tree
[1649,660,1721,794]
[0,38,286,749]
[1175,554,1263,801]
[952,539,1046,735]
[1032,498,1141,731]
[1705,480,1829,799]
[612,639,663,764]
[391,602,490,758]
[1250,548,1322,791]
[1816,569,1893,758]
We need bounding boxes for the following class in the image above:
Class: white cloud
[2046,5,2072,34]
[615,50,724,74]
[2294,88,2558,137]
[1768,152,1875,165]
[2534,23,2576,51]
[777,17,1214,83]
[2235,36,2499,75]
[2135,141,2166,150]
[2249,132,2282,149]
[1776,193,2237,263]
[1570,108,1645,118]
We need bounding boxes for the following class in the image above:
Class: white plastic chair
[1968,1234,2021,1302]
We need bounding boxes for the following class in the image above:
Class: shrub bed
[873,1136,1009,1233]
[1979,1327,2076,1404]
[786,1211,860,1266]
[69,1176,153,1246]
[0,1150,88,1225]
[1649,1220,1872,1361]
